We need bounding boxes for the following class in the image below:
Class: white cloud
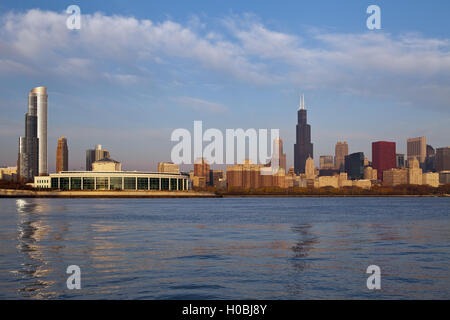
[0,9,449,110]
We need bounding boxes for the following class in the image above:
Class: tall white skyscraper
[29,86,48,175]
[18,86,47,180]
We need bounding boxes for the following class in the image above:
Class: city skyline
[6,87,450,176]
[0,1,449,171]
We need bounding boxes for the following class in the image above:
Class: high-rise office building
[407,136,426,164]
[320,155,334,169]
[435,147,450,172]
[56,136,68,173]
[334,141,348,172]
[345,152,365,180]
[372,141,396,180]
[18,86,47,180]
[86,144,110,171]
[271,137,286,173]
[294,94,313,174]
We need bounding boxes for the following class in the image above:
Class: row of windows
[50,177,188,191]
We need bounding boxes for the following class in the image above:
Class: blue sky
[0,0,449,171]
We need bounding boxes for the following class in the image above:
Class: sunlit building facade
[34,171,190,191]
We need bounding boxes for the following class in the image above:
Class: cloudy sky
[0,0,449,172]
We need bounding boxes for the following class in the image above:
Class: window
[110,177,122,190]
[170,178,177,191]
[51,178,58,189]
[96,177,108,190]
[161,178,169,190]
[71,177,82,190]
[150,178,159,190]
[137,177,148,190]
[124,177,136,190]
[60,177,69,190]
[83,177,94,190]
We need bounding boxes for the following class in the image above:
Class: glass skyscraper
[18,86,47,180]
[294,94,313,174]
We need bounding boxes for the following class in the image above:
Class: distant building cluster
[191,95,449,190]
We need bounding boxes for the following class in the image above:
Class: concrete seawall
[0,189,220,198]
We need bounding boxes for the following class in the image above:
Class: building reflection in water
[15,199,56,299]
[288,223,319,295]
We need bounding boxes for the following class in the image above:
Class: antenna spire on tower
[299,93,305,110]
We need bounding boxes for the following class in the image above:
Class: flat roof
[52,171,189,176]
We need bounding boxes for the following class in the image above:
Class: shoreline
[0,189,220,198]
[221,194,449,198]
[0,189,448,198]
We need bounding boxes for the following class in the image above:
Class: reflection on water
[0,197,448,299]
[16,199,56,299]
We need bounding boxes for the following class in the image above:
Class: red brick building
[372,141,396,180]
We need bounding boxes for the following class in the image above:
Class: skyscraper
[271,137,286,173]
[86,144,110,171]
[334,141,348,172]
[30,86,48,175]
[345,152,365,180]
[56,136,68,173]
[18,96,39,181]
[294,94,313,174]
[407,136,426,164]
[18,86,47,180]
[372,141,396,180]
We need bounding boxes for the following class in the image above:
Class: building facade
[396,153,405,168]
[86,144,110,171]
[408,158,423,185]
[194,158,210,185]
[372,141,396,180]
[18,86,48,179]
[345,152,365,180]
[34,171,190,191]
[18,86,49,181]
[320,155,334,169]
[383,168,408,186]
[209,170,224,188]
[294,95,313,174]
[271,137,287,173]
[92,158,121,172]
[435,147,450,172]
[334,141,348,172]
[157,162,180,174]
[18,97,39,181]
[56,136,68,173]
[407,136,426,164]
[422,172,439,187]
[0,167,17,181]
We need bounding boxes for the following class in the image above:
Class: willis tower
[294,94,313,174]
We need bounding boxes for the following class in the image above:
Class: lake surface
[0,197,449,299]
